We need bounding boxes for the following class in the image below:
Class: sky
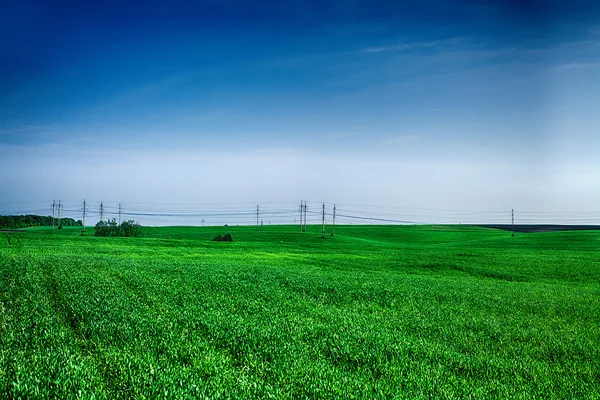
[1,0,600,225]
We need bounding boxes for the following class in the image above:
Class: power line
[336,213,417,224]
[5,198,600,226]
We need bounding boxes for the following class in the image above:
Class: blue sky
[1,0,600,224]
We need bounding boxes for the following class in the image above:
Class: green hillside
[1,225,598,398]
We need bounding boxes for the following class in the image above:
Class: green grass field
[1,225,599,398]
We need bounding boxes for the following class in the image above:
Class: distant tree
[95,219,142,237]
[120,220,142,237]
[95,219,119,236]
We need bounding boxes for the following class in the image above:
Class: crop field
[0,225,599,398]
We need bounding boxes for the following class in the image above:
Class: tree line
[0,215,82,229]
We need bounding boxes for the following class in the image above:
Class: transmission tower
[57,201,62,228]
[82,199,87,232]
[321,202,325,238]
[511,209,515,237]
[51,199,56,230]
[299,200,304,232]
[99,202,104,223]
[303,202,307,232]
[332,204,336,236]
[118,203,122,225]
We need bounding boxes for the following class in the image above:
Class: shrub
[94,219,119,236]
[121,220,142,237]
[212,233,233,242]
[95,219,142,237]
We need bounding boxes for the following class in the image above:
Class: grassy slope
[0,225,599,398]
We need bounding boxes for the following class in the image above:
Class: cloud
[109,74,191,107]
[0,123,56,136]
[551,60,600,70]
[352,41,438,54]
[381,133,424,146]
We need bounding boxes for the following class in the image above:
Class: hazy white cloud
[380,133,424,146]
[354,41,438,54]
[1,141,587,218]
[109,74,192,107]
[551,60,600,70]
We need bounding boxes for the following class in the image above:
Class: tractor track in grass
[38,259,129,395]
[38,261,87,344]
[0,257,20,394]
[100,267,257,374]
[103,268,155,309]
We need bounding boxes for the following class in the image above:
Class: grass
[0,225,599,398]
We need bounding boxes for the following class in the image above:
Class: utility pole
[256,205,259,231]
[118,203,122,225]
[57,201,62,228]
[303,202,307,232]
[99,202,104,223]
[82,199,87,233]
[299,201,303,232]
[511,209,515,237]
[51,199,56,230]
[321,202,325,238]
[332,204,336,236]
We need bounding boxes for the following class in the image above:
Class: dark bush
[121,220,142,237]
[212,233,233,242]
[95,219,119,236]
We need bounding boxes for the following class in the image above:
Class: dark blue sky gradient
[3,1,597,121]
